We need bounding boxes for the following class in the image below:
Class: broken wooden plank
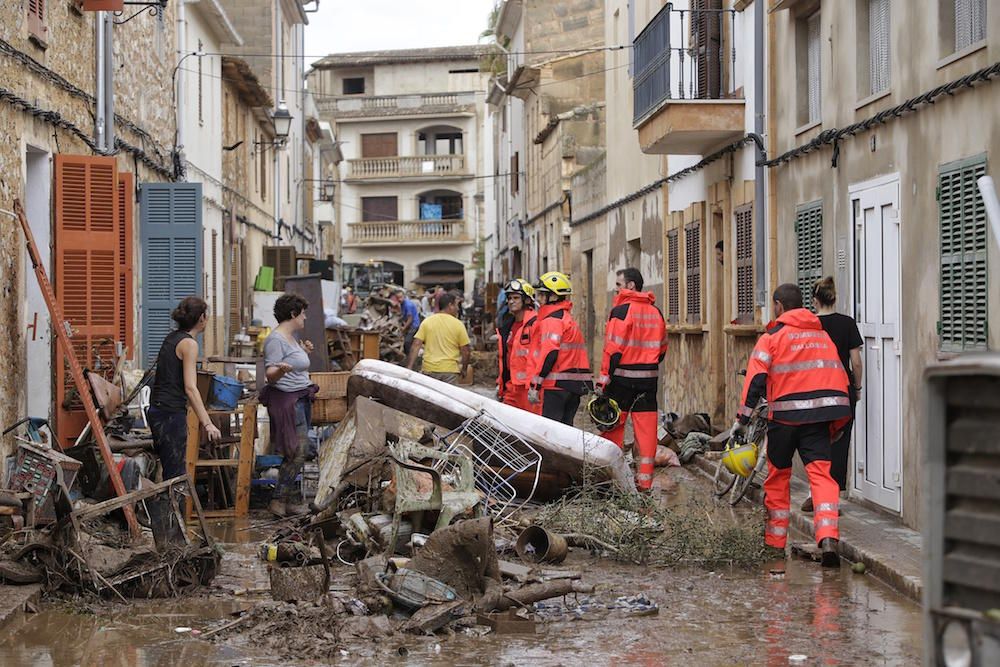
[71,476,188,522]
[401,600,466,634]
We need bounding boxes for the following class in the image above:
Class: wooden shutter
[27,0,47,42]
[735,203,754,324]
[667,229,679,324]
[360,133,397,158]
[795,202,823,312]
[868,0,890,95]
[939,155,988,351]
[140,183,203,366]
[693,0,722,99]
[117,172,135,357]
[263,245,297,291]
[361,196,398,222]
[807,12,821,123]
[511,152,520,194]
[955,0,987,51]
[54,155,120,446]
[685,220,702,324]
[228,239,243,348]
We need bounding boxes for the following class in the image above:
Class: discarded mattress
[347,359,636,493]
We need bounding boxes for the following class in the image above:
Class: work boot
[820,537,840,568]
[762,545,787,561]
[801,497,814,513]
[268,498,287,517]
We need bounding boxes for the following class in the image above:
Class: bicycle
[712,396,768,506]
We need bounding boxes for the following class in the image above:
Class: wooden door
[361,196,398,222]
[361,133,398,158]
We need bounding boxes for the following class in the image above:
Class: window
[361,196,398,222]
[667,229,679,324]
[692,0,723,99]
[511,152,520,195]
[955,0,987,51]
[735,203,754,323]
[342,77,365,95]
[863,0,890,96]
[795,202,823,312]
[360,133,397,158]
[197,40,204,126]
[27,0,47,43]
[938,154,988,351]
[797,11,821,125]
[685,221,702,324]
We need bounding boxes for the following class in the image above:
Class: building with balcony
[307,46,492,296]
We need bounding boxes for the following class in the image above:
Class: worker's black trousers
[542,389,581,426]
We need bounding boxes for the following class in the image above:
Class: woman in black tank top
[148,297,221,480]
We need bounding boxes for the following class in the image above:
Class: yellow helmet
[536,271,573,296]
[504,278,535,301]
[721,439,759,478]
[587,395,621,432]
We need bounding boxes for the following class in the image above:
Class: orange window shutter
[53,154,119,447]
[118,172,135,357]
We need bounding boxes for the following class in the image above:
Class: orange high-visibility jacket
[737,308,851,426]
[496,310,538,394]
[597,289,667,392]
[531,300,591,395]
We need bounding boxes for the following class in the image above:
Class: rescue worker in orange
[495,279,540,414]
[734,283,851,566]
[596,267,667,492]
[528,272,591,425]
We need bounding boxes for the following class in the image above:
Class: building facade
[308,46,491,296]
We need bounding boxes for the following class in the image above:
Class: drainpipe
[103,13,114,151]
[176,0,186,175]
[95,12,106,151]
[754,0,767,320]
[273,9,282,241]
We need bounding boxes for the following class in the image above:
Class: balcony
[345,155,468,181]
[344,219,469,246]
[315,92,479,119]
[632,2,745,155]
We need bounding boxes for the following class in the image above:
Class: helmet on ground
[587,395,621,432]
[504,278,535,301]
[721,438,758,478]
[536,271,573,296]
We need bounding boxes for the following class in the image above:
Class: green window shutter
[140,182,204,366]
[939,154,988,352]
[795,202,823,311]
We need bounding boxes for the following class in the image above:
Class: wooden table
[184,401,256,521]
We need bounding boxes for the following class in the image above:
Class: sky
[304,0,497,66]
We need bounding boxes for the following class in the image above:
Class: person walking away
[596,268,667,491]
[496,279,540,413]
[529,272,591,425]
[801,276,864,511]
[406,291,470,384]
[403,291,423,357]
[148,297,222,481]
[733,283,851,567]
[261,294,319,517]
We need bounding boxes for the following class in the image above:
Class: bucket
[209,375,244,410]
[515,525,568,564]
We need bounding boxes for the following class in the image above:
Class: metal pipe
[103,13,114,151]
[95,11,106,151]
[754,0,767,319]
[176,0,187,169]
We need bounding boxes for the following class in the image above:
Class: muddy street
[0,465,921,666]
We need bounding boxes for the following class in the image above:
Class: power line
[199,45,633,61]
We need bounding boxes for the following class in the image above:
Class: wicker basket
[312,372,350,423]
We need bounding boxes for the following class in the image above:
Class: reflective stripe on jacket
[738,308,851,426]
[598,289,667,391]
[531,300,591,395]
[508,313,538,387]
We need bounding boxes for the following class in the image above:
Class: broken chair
[384,439,481,556]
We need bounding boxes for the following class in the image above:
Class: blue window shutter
[140,182,203,366]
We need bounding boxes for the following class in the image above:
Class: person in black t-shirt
[801,276,864,512]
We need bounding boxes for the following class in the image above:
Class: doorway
[850,175,902,512]
[24,147,51,421]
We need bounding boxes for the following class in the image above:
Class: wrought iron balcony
[632,2,745,154]
[345,155,468,180]
[344,219,469,246]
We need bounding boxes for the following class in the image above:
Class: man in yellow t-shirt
[406,291,470,384]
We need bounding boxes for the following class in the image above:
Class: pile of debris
[357,293,406,364]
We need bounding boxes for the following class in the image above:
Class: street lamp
[256,100,293,151]
[322,179,335,201]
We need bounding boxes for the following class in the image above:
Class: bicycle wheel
[712,455,737,497]
[729,433,768,505]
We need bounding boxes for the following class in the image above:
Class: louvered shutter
[228,239,243,350]
[806,12,821,123]
[795,203,824,312]
[735,204,754,323]
[27,0,47,41]
[140,183,203,366]
[667,229,679,324]
[955,0,987,51]
[693,0,722,99]
[54,155,120,446]
[869,0,890,95]
[118,172,134,357]
[263,245,297,291]
[939,155,988,351]
[685,220,702,324]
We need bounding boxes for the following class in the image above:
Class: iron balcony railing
[633,2,738,125]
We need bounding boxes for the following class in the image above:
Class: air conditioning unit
[924,354,1000,667]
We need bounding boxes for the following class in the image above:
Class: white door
[851,177,902,512]
[24,148,52,422]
